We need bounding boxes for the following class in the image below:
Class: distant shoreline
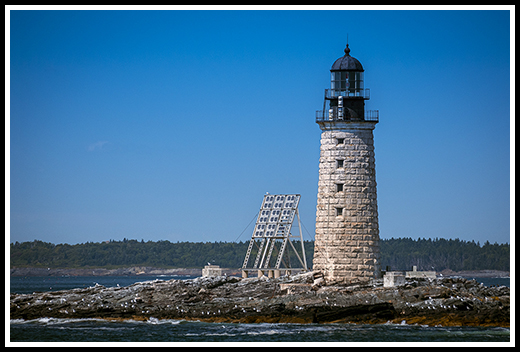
[438,269,510,278]
[10,266,509,278]
[9,266,207,277]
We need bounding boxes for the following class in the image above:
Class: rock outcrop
[10,272,509,327]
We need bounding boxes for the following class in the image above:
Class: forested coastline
[10,238,509,272]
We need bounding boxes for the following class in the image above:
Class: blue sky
[7,7,513,246]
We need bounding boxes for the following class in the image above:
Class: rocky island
[10,272,509,327]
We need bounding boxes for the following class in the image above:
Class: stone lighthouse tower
[313,44,380,283]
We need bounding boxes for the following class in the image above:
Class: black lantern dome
[330,44,364,72]
[329,44,365,97]
[316,43,378,124]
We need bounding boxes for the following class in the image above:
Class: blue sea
[9,275,511,344]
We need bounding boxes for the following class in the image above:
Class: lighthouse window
[335,207,343,216]
[336,138,344,145]
[336,183,344,192]
[336,159,344,168]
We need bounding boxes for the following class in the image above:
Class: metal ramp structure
[241,194,309,278]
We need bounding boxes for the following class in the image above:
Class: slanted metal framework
[242,194,308,276]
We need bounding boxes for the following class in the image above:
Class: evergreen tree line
[10,237,509,272]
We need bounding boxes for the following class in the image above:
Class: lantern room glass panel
[331,71,364,96]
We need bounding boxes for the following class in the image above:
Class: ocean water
[9,276,511,343]
[10,275,196,295]
[9,318,510,343]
